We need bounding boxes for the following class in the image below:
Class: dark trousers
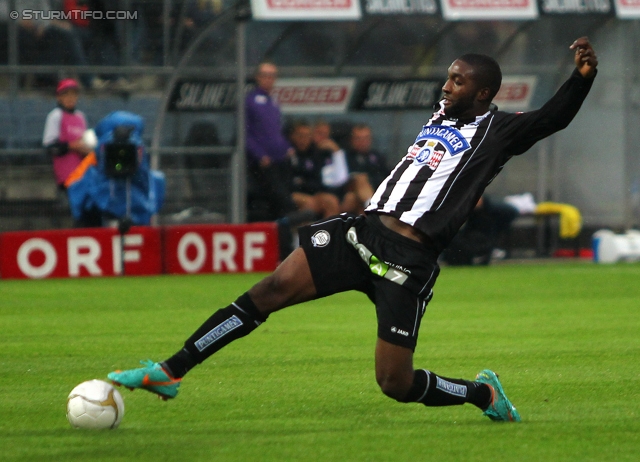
[247,160,296,221]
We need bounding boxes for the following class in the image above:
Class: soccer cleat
[108,360,181,400]
[475,369,521,422]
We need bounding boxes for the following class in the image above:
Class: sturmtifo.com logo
[311,230,330,247]
[10,9,137,21]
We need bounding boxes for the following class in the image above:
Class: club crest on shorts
[311,230,330,247]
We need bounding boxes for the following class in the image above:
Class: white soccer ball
[66,379,125,429]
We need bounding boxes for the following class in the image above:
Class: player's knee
[376,371,412,402]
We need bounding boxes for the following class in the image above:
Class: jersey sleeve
[42,108,63,146]
[495,69,596,156]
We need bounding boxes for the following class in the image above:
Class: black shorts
[298,213,440,350]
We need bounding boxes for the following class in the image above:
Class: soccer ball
[66,379,125,429]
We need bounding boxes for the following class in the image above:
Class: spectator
[12,0,93,88]
[311,118,332,147]
[176,0,224,53]
[311,120,378,215]
[346,123,389,191]
[63,0,132,89]
[288,120,340,219]
[134,0,165,65]
[245,61,297,221]
[441,195,519,266]
[43,78,100,226]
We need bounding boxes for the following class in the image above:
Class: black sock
[162,293,267,378]
[403,369,492,409]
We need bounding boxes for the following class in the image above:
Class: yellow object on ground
[535,202,582,239]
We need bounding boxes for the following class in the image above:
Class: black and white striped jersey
[366,69,595,253]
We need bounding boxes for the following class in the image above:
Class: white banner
[614,0,640,18]
[250,0,362,20]
[540,0,612,14]
[440,0,538,20]
[272,78,356,113]
[493,75,537,111]
[365,0,439,14]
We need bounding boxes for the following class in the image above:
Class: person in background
[312,120,379,214]
[245,61,297,221]
[63,0,127,89]
[346,124,389,193]
[441,195,519,266]
[288,120,341,219]
[43,79,99,226]
[13,0,93,88]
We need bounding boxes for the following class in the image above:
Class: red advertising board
[0,223,280,279]
[273,78,356,114]
[162,223,279,275]
[0,226,162,279]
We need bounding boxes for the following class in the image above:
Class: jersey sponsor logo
[311,230,331,247]
[436,376,467,397]
[195,315,243,352]
[413,125,470,154]
[407,125,470,169]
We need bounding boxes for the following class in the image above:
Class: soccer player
[109,37,598,422]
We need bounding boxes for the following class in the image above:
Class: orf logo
[311,230,330,247]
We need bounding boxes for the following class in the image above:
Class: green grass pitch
[1,262,639,461]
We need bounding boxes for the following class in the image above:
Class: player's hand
[570,37,598,79]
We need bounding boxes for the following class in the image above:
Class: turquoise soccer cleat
[108,360,181,400]
[475,369,521,422]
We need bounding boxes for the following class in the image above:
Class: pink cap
[56,78,80,94]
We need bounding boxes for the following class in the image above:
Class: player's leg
[375,338,491,407]
[108,248,318,398]
[373,283,520,421]
[165,247,317,373]
[373,281,492,408]
[247,246,318,315]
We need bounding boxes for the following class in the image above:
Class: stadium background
[0,0,638,245]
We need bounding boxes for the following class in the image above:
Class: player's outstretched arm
[570,37,598,79]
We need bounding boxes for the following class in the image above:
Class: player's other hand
[570,37,598,79]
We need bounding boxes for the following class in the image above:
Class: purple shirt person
[245,62,291,167]
[244,62,296,222]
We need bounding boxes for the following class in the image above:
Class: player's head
[56,78,80,111]
[441,54,502,119]
[458,54,502,100]
[255,61,278,93]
